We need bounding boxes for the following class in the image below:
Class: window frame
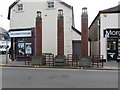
[16,4,24,12]
[47,1,55,9]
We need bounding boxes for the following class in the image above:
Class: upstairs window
[48,2,54,9]
[17,4,23,11]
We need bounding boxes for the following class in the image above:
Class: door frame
[72,40,81,58]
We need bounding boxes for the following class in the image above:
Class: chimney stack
[81,7,88,56]
[57,9,64,55]
[35,11,42,55]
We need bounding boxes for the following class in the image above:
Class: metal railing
[92,55,104,67]
[66,54,79,67]
[28,54,104,68]
[44,54,54,66]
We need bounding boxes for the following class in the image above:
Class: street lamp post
[4,32,10,64]
[6,39,8,64]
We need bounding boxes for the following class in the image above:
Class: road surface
[1,67,118,88]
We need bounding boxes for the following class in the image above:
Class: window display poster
[18,43,25,56]
[25,43,32,54]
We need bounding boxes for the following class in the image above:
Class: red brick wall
[81,15,88,56]
[35,20,42,55]
[57,18,64,55]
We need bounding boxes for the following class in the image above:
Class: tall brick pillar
[35,11,42,55]
[81,7,88,56]
[57,9,64,55]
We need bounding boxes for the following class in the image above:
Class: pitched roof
[8,0,20,20]
[60,1,72,9]
[100,5,120,13]
[7,0,72,20]
[89,5,120,29]
[72,26,81,35]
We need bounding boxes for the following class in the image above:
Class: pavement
[102,60,120,70]
[0,54,120,70]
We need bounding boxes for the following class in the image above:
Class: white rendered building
[89,5,120,61]
[8,0,81,61]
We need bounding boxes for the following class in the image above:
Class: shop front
[104,28,120,61]
[9,28,35,61]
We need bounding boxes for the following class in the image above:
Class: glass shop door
[107,38,118,61]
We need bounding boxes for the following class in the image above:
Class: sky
[0,0,120,31]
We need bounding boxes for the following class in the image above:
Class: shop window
[107,42,116,50]
[17,38,32,56]
[18,43,25,56]
[25,43,32,55]
[111,43,116,50]
[107,39,117,51]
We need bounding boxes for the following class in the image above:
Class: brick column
[57,9,64,55]
[81,7,88,56]
[35,11,42,55]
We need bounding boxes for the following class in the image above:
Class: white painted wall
[72,30,81,41]
[10,0,80,56]
[100,13,119,60]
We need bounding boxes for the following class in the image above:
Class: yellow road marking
[0,67,119,72]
